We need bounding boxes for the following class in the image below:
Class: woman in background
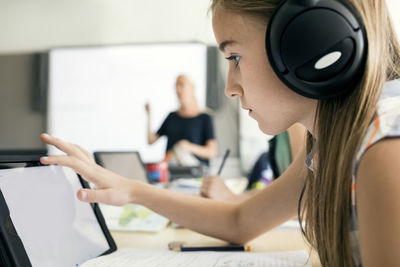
[145,74,217,166]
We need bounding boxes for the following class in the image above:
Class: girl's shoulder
[355,79,400,165]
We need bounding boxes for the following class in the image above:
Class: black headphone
[266,0,368,99]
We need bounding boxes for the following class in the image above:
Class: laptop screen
[94,152,148,183]
[0,165,112,267]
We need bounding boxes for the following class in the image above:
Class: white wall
[0,0,399,171]
[387,0,400,35]
[0,0,399,54]
[0,0,216,54]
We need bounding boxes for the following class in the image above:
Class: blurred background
[0,0,399,177]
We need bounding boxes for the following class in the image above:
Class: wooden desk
[110,180,321,266]
[111,226,321,266]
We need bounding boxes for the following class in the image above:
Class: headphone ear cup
[295,38,354,83]
[266,0,368,99]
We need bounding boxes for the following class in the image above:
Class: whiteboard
[48,43,207,162]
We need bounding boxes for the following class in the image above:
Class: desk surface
[111,225,321,266]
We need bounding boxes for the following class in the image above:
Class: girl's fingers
[41,134,132,206]
[41,133,77,156]
[200,183,210,197]
[75,144,96,163]
[77,188,128,206]
[41,133,92,163]
[40,155,100,185]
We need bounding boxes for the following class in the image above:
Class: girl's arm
[40,134,307,244]
[356,138,400,266]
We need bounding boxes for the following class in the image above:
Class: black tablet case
[0,156,117,267]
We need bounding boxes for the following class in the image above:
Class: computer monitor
[93,151,149,183]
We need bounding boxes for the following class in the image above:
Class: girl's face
[212,9,317,135]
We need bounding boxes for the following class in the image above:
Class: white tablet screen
[0,165,110,267]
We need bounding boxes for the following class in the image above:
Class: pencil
[217,149,230,176]
[180,245,251,252]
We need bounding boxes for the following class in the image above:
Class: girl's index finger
[40,155,101,185]
[41,133,77,156]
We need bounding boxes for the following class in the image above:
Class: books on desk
[168,178,203,195]
[277,219,304,230]
[81,248,312,267]
[168,177,248,196]
[99,204,169,232]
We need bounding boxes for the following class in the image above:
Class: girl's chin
[258,122,285,136]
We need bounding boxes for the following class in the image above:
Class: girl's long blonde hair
[210,0,400,266]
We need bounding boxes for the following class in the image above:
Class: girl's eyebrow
[218,40,238,52]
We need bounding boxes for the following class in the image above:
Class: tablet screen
[0,165,111,267]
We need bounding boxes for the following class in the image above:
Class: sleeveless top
[350,79,400,266]
[306,79,400,266]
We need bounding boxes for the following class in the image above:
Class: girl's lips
[241,106,253,116]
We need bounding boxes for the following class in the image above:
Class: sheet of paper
[224,178,248,194]
[168,178,202,195]
[276,220,303,230]
[81,248,311,267]
[100,204,169,232]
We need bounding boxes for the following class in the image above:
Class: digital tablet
[0,156,116,267]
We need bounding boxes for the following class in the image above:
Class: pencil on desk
[180,245,252,252]
[168,241,252,252]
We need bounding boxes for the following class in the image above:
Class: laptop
[0,156,116,267]
[93,151,149,183]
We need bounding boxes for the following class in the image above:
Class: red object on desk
[145,161,169,183]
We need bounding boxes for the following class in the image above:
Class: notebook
[0,156,116,267]
[81,248,312,267]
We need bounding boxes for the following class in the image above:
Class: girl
[41,0,400,266]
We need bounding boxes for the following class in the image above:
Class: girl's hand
[200,175,235,201]
[40,133,136,206]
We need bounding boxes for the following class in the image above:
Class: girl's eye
[225,55,240,68]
